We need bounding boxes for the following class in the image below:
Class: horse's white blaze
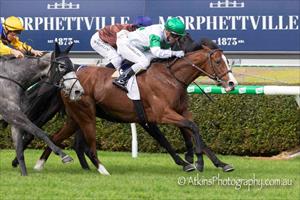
[34,159,46,171]
[222,55,238,85]
[62,71,84,101]
[97,164,110,175]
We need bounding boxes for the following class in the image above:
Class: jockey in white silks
[113,17,186,92]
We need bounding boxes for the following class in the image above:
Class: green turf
[0,150,299,200]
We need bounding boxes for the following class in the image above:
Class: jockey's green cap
[164,17,186,36]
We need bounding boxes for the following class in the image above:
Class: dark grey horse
[0,43,83,175]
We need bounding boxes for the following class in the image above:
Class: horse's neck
[1,54,51,87]
[170,51,206,86]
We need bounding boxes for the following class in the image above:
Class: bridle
[168,49,232,86]
[0,54,79,96]
[44,55,80,98]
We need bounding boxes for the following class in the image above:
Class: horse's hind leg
[11,126,27,176]
[140,123,195,172]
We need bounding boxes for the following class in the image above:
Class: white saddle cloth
[112,70,140,100]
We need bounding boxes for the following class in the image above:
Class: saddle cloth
[112,70,140,100]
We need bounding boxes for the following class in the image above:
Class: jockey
[90,16,153,69]
[0,16,43,58]
[113,17,186,92]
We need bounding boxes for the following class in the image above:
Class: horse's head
[49,43,84,101]
[195,45,238,92]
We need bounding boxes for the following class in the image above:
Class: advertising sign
[0,0,299,52]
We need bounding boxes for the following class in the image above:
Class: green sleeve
[149,34,161,48]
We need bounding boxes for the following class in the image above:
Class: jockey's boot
[113,67,135,92]
[105,62,115,69]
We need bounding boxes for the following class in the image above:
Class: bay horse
[35,41,238,175]
[12,33,200,171]
[0,43,83,175]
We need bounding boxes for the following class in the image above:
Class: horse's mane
[199,38,220,50]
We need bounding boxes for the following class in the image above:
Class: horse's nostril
[75,90,81,95]
[228,81,235,87]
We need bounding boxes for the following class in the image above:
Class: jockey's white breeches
[90,32,122,69]
[116,30,154,74]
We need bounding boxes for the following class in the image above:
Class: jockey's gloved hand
[172,50,184,58]
[11,49,24,58]
[31,49,44,57]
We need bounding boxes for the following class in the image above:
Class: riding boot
[113,67,135,92]
[105,62,115,69]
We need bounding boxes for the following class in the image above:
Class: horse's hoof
[222,164,234,172]
[195,162,204,172]
[12,159,18,168]
[34,159,45,171]
[62,155,73,164]
[183,163,195,172]
[98,164,110,175]
[184,153,194,164]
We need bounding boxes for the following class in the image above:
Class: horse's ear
[64,43,74,54]
[54,42,61,56]
[201,45,211,50]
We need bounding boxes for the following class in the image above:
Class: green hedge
[1,95,299,156]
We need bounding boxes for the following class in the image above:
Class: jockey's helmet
[133,16,153,28]
[164,17,186,36]
[3,16,24,32]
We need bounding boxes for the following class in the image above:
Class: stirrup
[113,80,128,92]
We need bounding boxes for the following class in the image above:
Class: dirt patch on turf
[252,146,300,160]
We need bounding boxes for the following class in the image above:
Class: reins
[0,54,78,92]
[0,74,26,90]
[166,48,232,102]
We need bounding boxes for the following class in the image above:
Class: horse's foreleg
[73,130,90,170]
[180,111,194,164]
[161,110,206,171]
[13,101,62,168]
[140,123,195,172]
[2,108,72,165]
[78,122,110,175]
[180,128,194,164]
[201,145,234,172]
[11,133,34,168]
[34,118,77,171]
[11,126,27,176]
[181,111,234,172]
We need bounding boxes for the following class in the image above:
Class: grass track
[0,150,299,200]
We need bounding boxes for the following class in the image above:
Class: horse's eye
[58,64,65,70]
[215,59,221,65]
